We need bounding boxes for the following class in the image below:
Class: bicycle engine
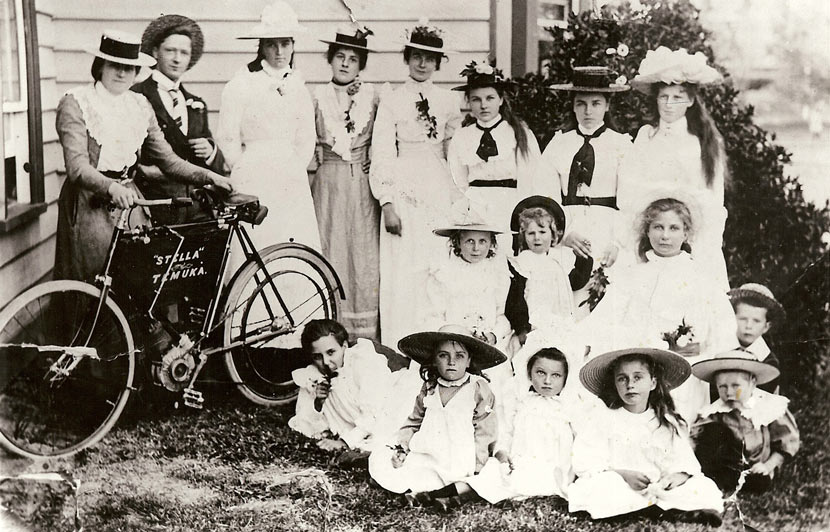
[151,335,197,392]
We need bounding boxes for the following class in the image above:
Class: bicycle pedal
[182,388,204,409]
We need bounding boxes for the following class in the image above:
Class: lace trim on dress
[315,82,375,161]
[698,389,790,430]
[67,84,150,171]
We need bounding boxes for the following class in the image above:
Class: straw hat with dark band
[549,66,630,93]
[579,347,692,397]
[320,29,374,52]
[141,14,204,70]
[692,351,780,385]
[510,195,566,234]
[452,61,515,92]
[434,200,509,237]
[401,23,456,55]
[728,283,786,323]
[86,30,156,67]
[398,325,507,370]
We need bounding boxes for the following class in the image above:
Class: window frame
[0,0,45,232]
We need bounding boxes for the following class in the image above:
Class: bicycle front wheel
[223,243,341,406]
[0,280,135,459]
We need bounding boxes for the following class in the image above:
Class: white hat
[86,30,155,67]
[238,1,308,40]
[630,46,721,93]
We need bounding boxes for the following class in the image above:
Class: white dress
[575,251,736,424]
[568,406,724,518]
[510,250,578,331]
[369,79,463,347]
[619,118,728,289]
[217,61,320,265]
[468,390,574,502]
[448,117,541,247]
[368,374,497,493]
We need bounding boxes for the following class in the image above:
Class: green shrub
[512,0,830,400]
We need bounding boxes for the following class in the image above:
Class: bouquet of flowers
[579,265,610,311]
[661,318,699,356]
[416,93,438,139]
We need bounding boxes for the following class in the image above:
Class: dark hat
[580,347,691,397]
[401,20,456,55]
[692,350,780,385]
[141,15,204,70]
[398,325,507,370]
[510,195,566,234]
[320,26,375,52]
[728,283,786,323]
[452,60,515,92]
[86,30,155,67]
[549,66,630,93]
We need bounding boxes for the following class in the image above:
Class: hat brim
[238,25,308,39]
[401,41,457,55]
[629,71,721,94]
[510,195,566,234]
[451,80,517,92]
[580,347,692,397]
[319,39,374,52]
[398,331,507,370]
[141,15,204,70]
[691,357,780,385]
[548,83,630,93]
[433,223,509,237]
[86,48,156,67]
[728,289,786,322]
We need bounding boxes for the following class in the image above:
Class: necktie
[168,88,185,133]
[476,118,503,162]
[567,124,607,197]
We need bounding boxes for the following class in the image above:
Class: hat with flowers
[630,46,721,93]
[452,60,514,92]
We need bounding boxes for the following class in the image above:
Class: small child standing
[505,195,593,345]
[289,319,420,453]
[569,347,723,525]
[465,347,575,504]
[368,325,505,510]
[727,283,786,393]
[691,352,800,494]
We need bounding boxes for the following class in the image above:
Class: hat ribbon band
[100,36,141,60]
[334,33,368,47]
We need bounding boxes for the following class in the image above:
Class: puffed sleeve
[472,378,498,472]
[369,83,397,206]
[769,410,800,459]
[141,100,214,186]
[616,124,652,215]
[608,133,634,248]
[55,93,112,196]
[396,383,429,448]
[216,73,245,169]
[293,80,316,168]
[447,131,470,190]
[342,340,396,448]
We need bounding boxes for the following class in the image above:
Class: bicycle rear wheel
[0,281,135,459]
[222,243,341,406]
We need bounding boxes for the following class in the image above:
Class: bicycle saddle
[192,186,268,225]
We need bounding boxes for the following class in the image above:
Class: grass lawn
[1,380,828,532]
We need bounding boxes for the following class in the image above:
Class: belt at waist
[321,145,368,164]
[469,179,517,189]
[101,168,133,181]
[562,195,618,209]
[397,141,444,157]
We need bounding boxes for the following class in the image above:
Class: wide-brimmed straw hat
[549,66,630,93]
[510,195,566,234]
[580,347,691,397]
[400,20,456,55]
[86,30,156,67]
[141,14,204,70]
[398,325,507,370]
[691,350,780,385]
[630,46,721,94]
[728,283,786,323]
[238,1,308,39]
[434,200,509,237]
[320,26,375,52]
[452,60,515,92]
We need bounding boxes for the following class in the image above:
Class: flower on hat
[606,47,617,55]
[409,18,443,41]
[459,60,504,83]
[615,75,628,86]
[616,43,630,57]
[475,63,495,75]
[633,46,721,87]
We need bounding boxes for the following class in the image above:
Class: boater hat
[510,195,567,234]
[452,60,515,92]
[86,30,156,67]
[434,200,509,237]
[141,15,204,70]
[401,20,456,55]
[320,26,375,52]
[238,1,308,39]
[398,324,507,370]
[691,350,780,385]
[549,66,630,93]
[630,46,721,94]
[728,283,786,323]
[580,347,692,397]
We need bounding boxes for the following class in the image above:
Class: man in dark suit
[133,15,226,224]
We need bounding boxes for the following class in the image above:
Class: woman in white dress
[622,47,729,289]
[369,22,463,346]
[217,1,320,264]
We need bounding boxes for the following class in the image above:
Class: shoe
[680,510,723,527]
[433,496,462,513]
[403,491,433,508]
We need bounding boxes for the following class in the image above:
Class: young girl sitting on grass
[368,325,505,511]
[465,347,576,504]
[504,195,593,346]
[569,347,724,525]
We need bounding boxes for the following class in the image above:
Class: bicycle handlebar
[133,197,193,207]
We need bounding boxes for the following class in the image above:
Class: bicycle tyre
[222,243,341,406]
[0,280,135,459]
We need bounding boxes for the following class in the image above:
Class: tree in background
[512,0,830,400]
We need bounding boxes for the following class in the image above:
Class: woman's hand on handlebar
[209,173,234,193]
[108,182,140,209]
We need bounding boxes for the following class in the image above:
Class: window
[538,0,575,74]
[0,0,45,231]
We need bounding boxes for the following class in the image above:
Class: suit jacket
[132,76,227,223]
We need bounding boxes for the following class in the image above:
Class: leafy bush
[512,0,830,400]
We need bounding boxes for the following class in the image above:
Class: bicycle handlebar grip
[171,197,193,207]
